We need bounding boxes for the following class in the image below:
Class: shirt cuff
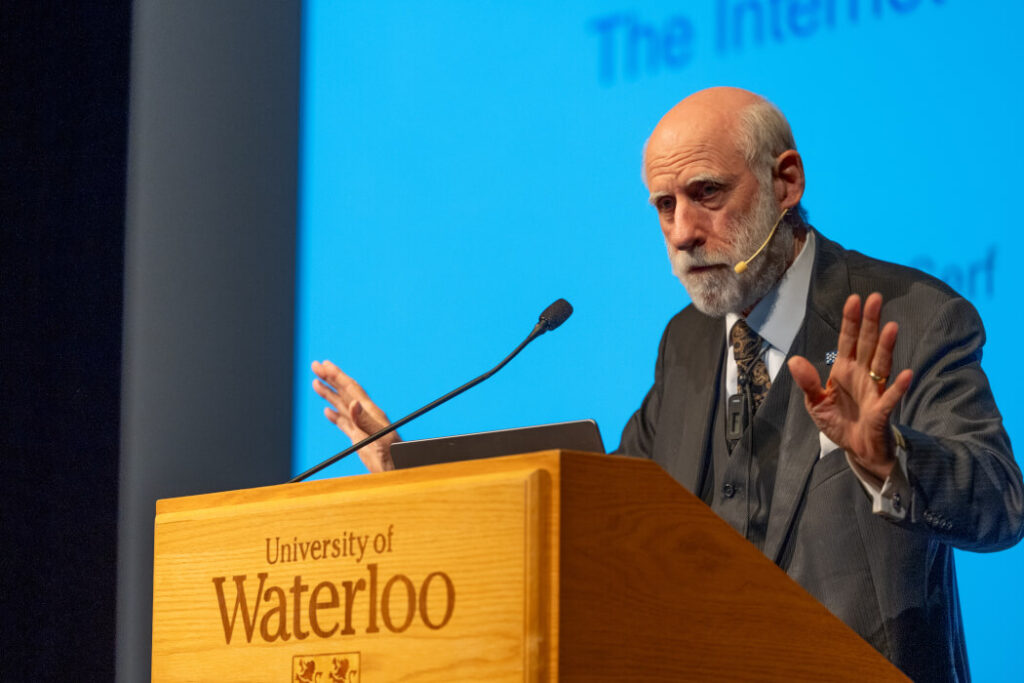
[844,426,911,521]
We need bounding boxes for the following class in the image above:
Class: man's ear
[774,150,805,210]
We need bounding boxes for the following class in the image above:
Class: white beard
[668,187,794,317]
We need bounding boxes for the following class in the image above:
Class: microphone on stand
[290,298,574,483]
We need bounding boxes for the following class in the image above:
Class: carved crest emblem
[293,652,360,682]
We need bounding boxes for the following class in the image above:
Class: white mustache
[672,249,731,271]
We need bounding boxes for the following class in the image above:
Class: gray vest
[702,354,793,552]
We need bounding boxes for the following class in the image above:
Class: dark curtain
[2,3,131,678]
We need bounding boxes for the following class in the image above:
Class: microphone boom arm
[289,312,561,483]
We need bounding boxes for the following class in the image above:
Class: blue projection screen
[296,1,1023,676]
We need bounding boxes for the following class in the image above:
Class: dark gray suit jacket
[617,232,1024,682]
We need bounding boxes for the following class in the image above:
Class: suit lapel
[665,312,724,493]
[763,233,849,564]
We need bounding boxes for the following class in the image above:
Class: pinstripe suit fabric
[617,232,1024,682]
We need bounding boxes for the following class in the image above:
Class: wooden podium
[152,451,906,681]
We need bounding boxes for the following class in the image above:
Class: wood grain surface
[153,451,907,682]
[557,452,907,681]
[153,460,552,681]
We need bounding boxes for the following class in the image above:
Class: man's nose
[664,204,705,252]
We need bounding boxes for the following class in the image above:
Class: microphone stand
[289,301,571,483]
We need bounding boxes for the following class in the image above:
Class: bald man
[313,88,1024,681]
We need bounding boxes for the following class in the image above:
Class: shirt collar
[725,229,816,354]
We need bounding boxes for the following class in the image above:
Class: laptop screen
[390,419,604,469]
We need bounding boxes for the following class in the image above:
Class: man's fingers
[311,363,337,392]
[312,361,346,397]
[318,360,370,401]
[324,406,341,423]
[837,294,861,359]
[315,377,367,432]
[312,377,343,406]
[787,356,826,404]
[877,368,913,414]
[856,293,883,366]
[870,321,899,383]
[325,404,369,440]
[313,359,389,419]
[324,405,350,431]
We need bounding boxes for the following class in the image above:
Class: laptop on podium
[390,419,604,470]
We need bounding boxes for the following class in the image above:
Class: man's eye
[656,197,675,212]
[699,183,720,198]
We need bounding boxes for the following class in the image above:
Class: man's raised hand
[787,293,913,483]
[311,360,397,473]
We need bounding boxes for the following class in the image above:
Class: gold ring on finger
[869,370,888,384]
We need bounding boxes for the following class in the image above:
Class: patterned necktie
[731,318,771,414]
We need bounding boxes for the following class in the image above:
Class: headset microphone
[733,208,789,274]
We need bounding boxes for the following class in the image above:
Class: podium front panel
[153,466,551,682]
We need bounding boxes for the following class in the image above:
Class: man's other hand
[311,360,397,473]
[787,293,913,483]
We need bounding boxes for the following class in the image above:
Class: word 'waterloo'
[213,563,456,644]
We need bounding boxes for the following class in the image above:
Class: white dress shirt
[723,230,910,521]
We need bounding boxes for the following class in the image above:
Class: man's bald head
[648,87,766,156]
[645,87,798,189]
